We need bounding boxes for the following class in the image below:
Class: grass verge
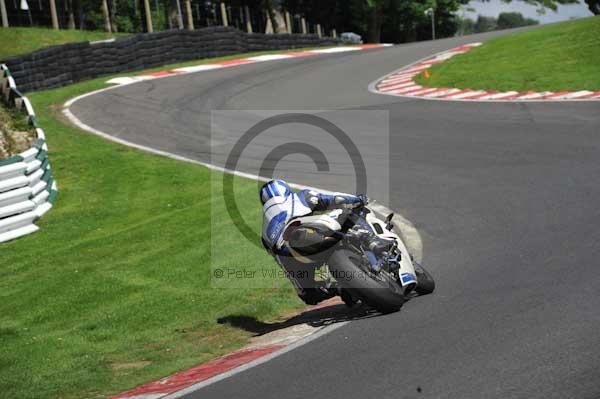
[0,27,126,61]
[415,17,600,92]
[0,53,308,399]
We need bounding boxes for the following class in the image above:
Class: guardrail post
[332,28,337,39]
[0,0,8,27]
[301,17,307,34]
[220,2,228,27]
[316,24,322,38]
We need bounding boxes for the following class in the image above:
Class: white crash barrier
[0,64,58,243]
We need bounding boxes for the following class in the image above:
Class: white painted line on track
[105,76,159,85]
[478,91,519,100]
[563,90,594,99]
[105,77,138,85]
[379,75,415,85]
[246,54,294,62]
[62,52,425,395]
[515,91,551,100]
[393,85,424,94]
[422,88,460,98]
[446,90,486,99]
[106,45,392,88]
[379,81,416,91]
[161,323,349,398]
[64,87,423,260]
[309,47,361,53]
[405,87,440,96]
[172,64,224,73]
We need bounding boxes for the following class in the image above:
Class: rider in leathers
[260,179,367,305]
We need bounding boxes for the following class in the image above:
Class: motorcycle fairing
[400,272,417,286]
[365,210,418,289]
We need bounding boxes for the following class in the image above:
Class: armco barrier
[0,64,57,243]
[3,26,339,93]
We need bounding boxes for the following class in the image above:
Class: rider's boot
[298,281,338,305]
[340,288,358,307]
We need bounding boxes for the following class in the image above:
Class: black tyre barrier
[2,27,340,93]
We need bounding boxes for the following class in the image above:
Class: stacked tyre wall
[3,27,339,93]
[0,65,57,243]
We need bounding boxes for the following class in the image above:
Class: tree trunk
[184,0,193,30]
[101,0,112,32]
[143,0,153,32]
[163,0,171,29]
[109,0,118,32]
[67,0,75,29]
[0,0,9,28]
[78,0,84,29]
[585,0,600,14]
[49,0,59,29]
[175,0,183,29]
[366,3,383,43]
[263,0,278,33]
[284,10,291,33]
[245,5,252,33]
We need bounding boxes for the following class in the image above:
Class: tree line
[457,11,539,35]
[1,0,597,42]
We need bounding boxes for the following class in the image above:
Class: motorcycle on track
[295,203,435,313]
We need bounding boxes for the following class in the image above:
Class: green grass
[415,17,600,92]
[0,61,306,397]
[0,27,126,61]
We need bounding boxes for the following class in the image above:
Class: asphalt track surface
[71,28,600,399]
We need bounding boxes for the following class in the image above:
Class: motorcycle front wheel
[328,248,406,314]
[413,262,435,295]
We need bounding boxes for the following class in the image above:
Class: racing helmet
[260,180,292,205]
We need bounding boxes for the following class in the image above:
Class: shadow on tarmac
[217,302,381,336]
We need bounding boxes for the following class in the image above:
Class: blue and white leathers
[261,184,363,253]
[262,191,314,251]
